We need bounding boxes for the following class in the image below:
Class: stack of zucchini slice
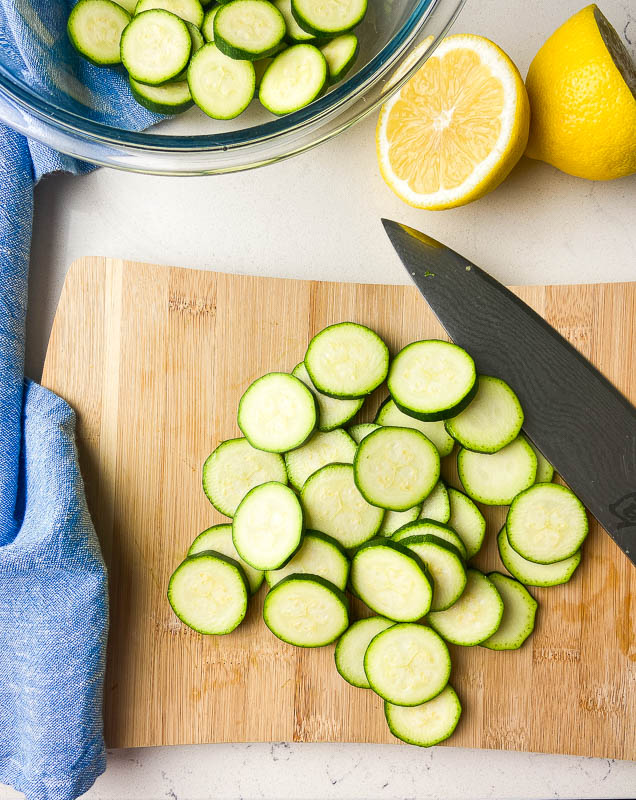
[168,322,588,748]
[67,0,366,119]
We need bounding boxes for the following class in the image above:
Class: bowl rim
[0,0,447,153]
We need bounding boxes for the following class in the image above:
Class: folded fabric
[0,3,161,798]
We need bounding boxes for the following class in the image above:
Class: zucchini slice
[172,21,205,78]
[350,539,432,622]
[304,322,389,399]
[388,340,477,422]
[285,428,356,490]
[129,75,193,113]
[348,422,380,444]
[202,437,287,517]
[272,0,315,42]
[378,505,422,537]
[263,574,349,647]
[385,685,462,747]
[188,42,255,118]
[301,463,384,549]
[399,534,467,611]
[354,426,440,511]
[265,530,349,590]
[320,33,358,83]
[291,0,366,36]
[292,361,363,432]
[214,0,286,60]
[506,482,588,564]
[446,487,485,560]
[481,572,537,650]
[114,0,137,11]
[335,616,395,688]
[237,372,316,452]
[457,435,537,506]
[188,523,264,593]
[497,526,581,587]
[445,375,524,454]
[259,43,327,114]
[375,398,454,458]
[392,519,467,560]
[68,0,131,66]
[122,9,192,84]
[427,569,503,646]
[135,0,205,26]
[168,551,249,634]
[232,481,303,570]
[418,480,451,524]
[201,4,219,40]
[365,623,450,706]
[528,440,555,483]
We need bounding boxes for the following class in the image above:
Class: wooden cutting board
[41,257,636,758]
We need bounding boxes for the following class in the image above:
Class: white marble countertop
[3,0,636,797]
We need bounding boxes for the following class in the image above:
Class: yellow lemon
[525,4,636,181]
[376,35,530,210]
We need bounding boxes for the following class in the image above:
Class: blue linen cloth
[0,3,162,798]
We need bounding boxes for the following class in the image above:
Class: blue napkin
[0,3,162,798]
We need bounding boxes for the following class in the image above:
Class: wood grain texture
[41,258,636,757]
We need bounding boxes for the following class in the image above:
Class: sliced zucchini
[301,463,384,549]
[375,398,454,458]
[188,42,255,118]
[427,569,503,646]
[457,436,537,506]
[292,362,363,432]
[202,437,287,517]
[263,574,349,647]
[259,43,327,114]
[354,426,440,511]
[497,526,581,587]
[348,422,380,444]
[445,375,524,454]
[446,487,485,560]
[528,440,555,483]
[291,0,366,36]
[418,480,451,524]
[214,0,286,60]
[392,519,467,561]
[237,372,316,453]
[114,0,137,12]
[135,0,205,26]
[188,523,264,593]
[122,9,191,84]
[506,482,588,564]
[285,428,356,491]
[320,33,358,83]
[272,0,315,42]
[232,481,303,570]
[399,535,467,611]
[350,539,432,622]
[129,75,193,113]
[385,685,461,747]
[304,322,389,399]
[68,0,131,66]
[334,616,395,688]
[388,340,477,422]
[168,551,249,634]
[481,572,537,650]
[172,21,205,78]
[378,505,421,537]
[364,623,450,706]
[265,530,349,590]
[201,4,219,39]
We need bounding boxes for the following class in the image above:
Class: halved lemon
[376,35,530,210]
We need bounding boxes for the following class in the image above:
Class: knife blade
[382,218,636,566]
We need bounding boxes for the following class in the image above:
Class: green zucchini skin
[291,0,367,37]
[481,572,537,651]
[129,76,194,114]
[214,0,286,61]
[497,526,581,587]
[385,685,462,747]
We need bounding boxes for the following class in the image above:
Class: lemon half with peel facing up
[376,35,530,210]
[525,4,636,181]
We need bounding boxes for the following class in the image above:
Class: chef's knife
[382,219,636,566]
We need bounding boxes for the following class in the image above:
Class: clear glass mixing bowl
[0,0,465,175]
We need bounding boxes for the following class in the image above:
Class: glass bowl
[0,0,465,175]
